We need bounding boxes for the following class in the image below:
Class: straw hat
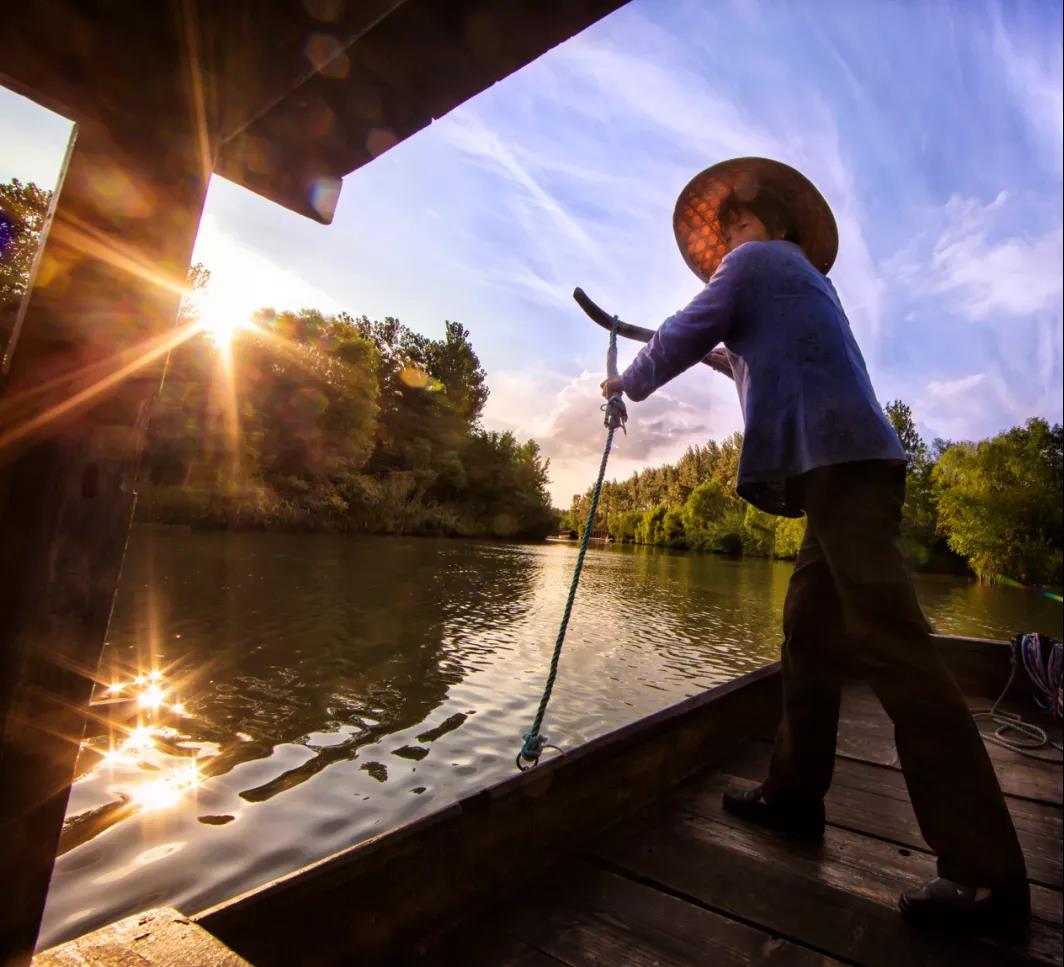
[673,157,838,282]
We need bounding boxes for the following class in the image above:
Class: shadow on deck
[440,684,1063,967]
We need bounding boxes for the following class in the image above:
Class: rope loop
[602,396,627,433]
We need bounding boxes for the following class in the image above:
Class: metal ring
[516,751,539,771]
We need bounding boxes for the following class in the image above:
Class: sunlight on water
[79,663,207,821]
[131,763,201,813]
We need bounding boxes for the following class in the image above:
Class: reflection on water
[40,528,1061,949]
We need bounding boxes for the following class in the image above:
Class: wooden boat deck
[439,683,1063,967]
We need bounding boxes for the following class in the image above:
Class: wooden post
[0,34,212,963]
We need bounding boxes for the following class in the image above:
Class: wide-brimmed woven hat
[673,157,838,282]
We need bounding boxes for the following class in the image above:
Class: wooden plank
[474,860,844,967]
[837,686,1063,805]
[196,666,782,963]
[592,788,1062,967]
[445,933,566,967]
[719,740,1062,889]
[688,770,1063,929]
[33,907,250,967]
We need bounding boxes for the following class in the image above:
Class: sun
[186,288,252,348]
[198,302,250,348]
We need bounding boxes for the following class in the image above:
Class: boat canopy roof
[2,0,627,222]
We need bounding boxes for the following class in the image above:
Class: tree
[681,480,729,548]
[140,299,556,539]
[1,178,52,356]
[933,418,1063,586]
[244,309,380,487]
[885,399,946,568]
[177,262,211,326]
[885,399,928,466]
[0,178,51,304]
[425,320,489,424]
[774,516,806,558]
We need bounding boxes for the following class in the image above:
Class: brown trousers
[763,460,1027,887]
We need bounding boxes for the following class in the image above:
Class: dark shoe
[899,877,1030,941]
[721,783,825,842]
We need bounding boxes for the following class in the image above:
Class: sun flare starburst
[184,287,254,349]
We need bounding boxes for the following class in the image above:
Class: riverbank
[135,484,984,582]
[135,481,557,540]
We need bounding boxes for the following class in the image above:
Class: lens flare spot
[399,366,429,389]
[124,726,157,753]
[138,683,166,710]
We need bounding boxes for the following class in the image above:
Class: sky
[3,0,1062,505]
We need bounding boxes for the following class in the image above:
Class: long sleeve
[621,242,755,402]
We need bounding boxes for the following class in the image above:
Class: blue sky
[3,0,1062,504]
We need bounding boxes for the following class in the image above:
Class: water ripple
[39,530,1061,950]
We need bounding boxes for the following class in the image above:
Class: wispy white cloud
[925,193,1063,321]
[437,110,601,261]
[915,366,1037,443]
[991,3,1064,175]
[928,373,986,398]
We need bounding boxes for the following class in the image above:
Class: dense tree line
[141,301,556,538]
[562,403,1062,588]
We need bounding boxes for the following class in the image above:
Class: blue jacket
[622,240,905,516]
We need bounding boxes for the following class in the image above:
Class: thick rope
[519,317,626,768]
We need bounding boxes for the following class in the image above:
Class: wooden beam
[33,907,251,967]
[0,9,213,960]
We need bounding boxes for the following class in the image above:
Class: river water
[39,527,1063,949]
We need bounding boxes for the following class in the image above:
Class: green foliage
[774,516,806,558]
[572,400,1060,584]
[885,399,928,465]
[1,178,52,357]
[585,440,799,558]
[885,399,948,569]
[742,505,778,556]
[607,509,644,543]
[0,177,51,305]
[139,285,553,539]
[681,480,732,551]
[662,507,686,547]
[636,505,668,545]
[932,418,1062,586]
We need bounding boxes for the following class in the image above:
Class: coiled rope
[973,634,1063,762]
[518,316,627,770]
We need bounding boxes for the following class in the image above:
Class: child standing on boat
[598,157,1029,938]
